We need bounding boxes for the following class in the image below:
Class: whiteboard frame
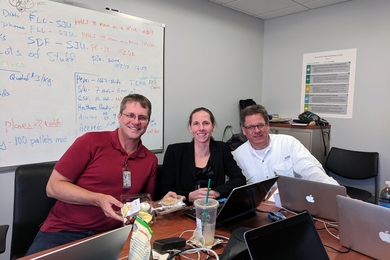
[0,0,165,169]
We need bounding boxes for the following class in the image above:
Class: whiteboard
[0,0,165,168]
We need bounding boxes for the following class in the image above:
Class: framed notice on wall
[300,48,357,119]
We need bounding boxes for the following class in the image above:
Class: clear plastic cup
[194,198,219,246]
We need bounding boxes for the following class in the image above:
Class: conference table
[20,200,372,260]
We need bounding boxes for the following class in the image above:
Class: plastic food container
[152,196,187,215]
[120,193,154,224]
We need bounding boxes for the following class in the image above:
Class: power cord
[316,220,339,240]
[167,247,219,260]
[160,229,228,260]
[317,122,330,157]
[312,215,352,254]
[255,209,272,214]
[258,203,350,255]
[324,245,351,254]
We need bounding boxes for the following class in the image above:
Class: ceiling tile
[226,0,298,15]
[209,0,238,4]
[256,5,309,20]
[207,0,352,20]
[293,0,321,4]
[301,0,351,9]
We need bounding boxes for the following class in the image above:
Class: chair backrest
[11,162,57,259]
[0,225,9,254]
[153,164,164,201]
[325,147,379,180]
[325,147,379,202]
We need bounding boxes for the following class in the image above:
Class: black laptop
[244,211,329,260]
[184,177,278,227]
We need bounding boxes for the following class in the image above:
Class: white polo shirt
[232,134,339,185]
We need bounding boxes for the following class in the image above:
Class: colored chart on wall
[301,48,356,119]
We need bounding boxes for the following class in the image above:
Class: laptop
[337,195,390,259]
[244,211,329,260]
[184,177,278,227]
[31,225,132,260]
[277,175,347,221]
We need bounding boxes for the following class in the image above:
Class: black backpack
[239,99,256,111]
[222,99,257,151]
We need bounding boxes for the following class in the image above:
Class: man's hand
[95,193,124,222]
[47,169,124,222]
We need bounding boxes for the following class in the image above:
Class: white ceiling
[209,0,351,20]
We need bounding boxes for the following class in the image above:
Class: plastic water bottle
[379,181,390,208]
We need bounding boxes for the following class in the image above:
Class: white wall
[262,0,390,189]
[97,0,265,158]
[0,0,264,259]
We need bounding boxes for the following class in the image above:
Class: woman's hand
[189,188,220,202]
[163,191,186,201]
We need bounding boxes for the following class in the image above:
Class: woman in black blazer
[157,107,246,205]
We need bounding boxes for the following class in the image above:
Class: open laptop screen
[216,177,277,225]
[244,212,329,260]
[31,225,132,260]
[184,177,278,227]
[277,175,346,221]
[337,195,390,260]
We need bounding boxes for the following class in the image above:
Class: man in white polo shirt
[232,104,338,185]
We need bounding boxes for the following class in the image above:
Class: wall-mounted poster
[301,48,357,119]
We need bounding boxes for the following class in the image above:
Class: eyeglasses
[121,113,149,123]
[244,123,268,131]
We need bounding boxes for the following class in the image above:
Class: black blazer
[157,140,246,204]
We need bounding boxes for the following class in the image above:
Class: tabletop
[19,201,372,260]
[120,201,372,260]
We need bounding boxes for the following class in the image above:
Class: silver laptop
[337,195,390,259]
[31,225,132,260]
[277,175,346,221]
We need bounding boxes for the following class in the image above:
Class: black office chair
[0,224,9,254]
[153,164,164,201]
[325,147,379,204]
[11,162,57,259]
